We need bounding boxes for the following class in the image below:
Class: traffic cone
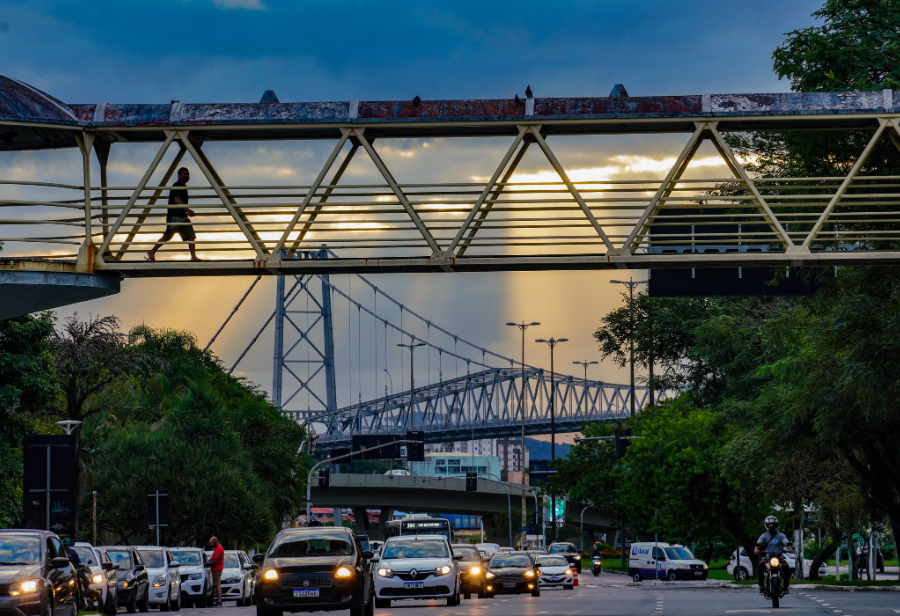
[574,571,579,587]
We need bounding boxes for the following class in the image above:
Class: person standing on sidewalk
[208,537,225,607]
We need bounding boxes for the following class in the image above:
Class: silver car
[205,550,255,606]
[72,542,118,615]
[136,547,181,611]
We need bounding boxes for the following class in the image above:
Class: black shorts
[161,218,196,242]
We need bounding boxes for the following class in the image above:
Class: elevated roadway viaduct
[309,473,614,543]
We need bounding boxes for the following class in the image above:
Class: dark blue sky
[4,0,822,104]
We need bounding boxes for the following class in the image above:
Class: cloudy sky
[1,0,824,419]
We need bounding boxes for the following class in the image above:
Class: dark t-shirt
[167,180,189,221]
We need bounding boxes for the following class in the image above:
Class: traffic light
[614,428,634,459]
[318,468,330,489]
[406,430,425,462]
[466,472,478,491]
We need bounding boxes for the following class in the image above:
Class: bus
[384,515,452,543]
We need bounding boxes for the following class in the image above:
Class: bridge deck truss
[285,367,668,451]
[7,90,900,273]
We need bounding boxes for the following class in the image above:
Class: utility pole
[507,320,539,549]
[398,342,426,430]
[536,336,568,543]
[609,278,648,416]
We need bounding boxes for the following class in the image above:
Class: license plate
[293,589,319,598]
[404,582,424,589]
[694,571,702,576]
[503,582,517,588]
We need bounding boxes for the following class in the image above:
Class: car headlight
[524,570,535,578]
[769,557,780,568]
[188,573,204,580]
[263,569,279,581]
[10,579,39,596]
[434,566,451,576]
[469,566,481,575]
[564,569,572,575]
[120,582,129,588]
[677,563,689,569]
[222,577,241,585]
[93,574,104,585]
[153,575,167,587]
[335,567,353,578]
[377,568,393,578]
[485,571,495,579]
[703,564,708,569]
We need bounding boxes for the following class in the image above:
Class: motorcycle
[75,564,103,611]
[760,554,787,609]
[591,557,602,577]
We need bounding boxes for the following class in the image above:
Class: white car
[73,542,118,615]
[727,548,828,580]
[169,548,213,608]
[205,550,254,606]
[534,554,574,589]
[136,546,182,611]
[373,536,462,607]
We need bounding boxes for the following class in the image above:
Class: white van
[627,542,708,582]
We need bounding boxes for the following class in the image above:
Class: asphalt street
[177,573,900,616]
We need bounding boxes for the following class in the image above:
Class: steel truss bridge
[285,367,665,452]
[6,76,900,279]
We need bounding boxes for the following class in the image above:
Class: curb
[722,583,900,592]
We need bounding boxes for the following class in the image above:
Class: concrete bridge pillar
[354,507,394,541]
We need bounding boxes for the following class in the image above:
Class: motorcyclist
[590,543,603,559]
[755,515,793,594]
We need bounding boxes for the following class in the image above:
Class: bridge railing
[5,175,900,264]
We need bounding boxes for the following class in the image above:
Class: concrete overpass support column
[353,508,370,532]
[333,508,343,527]
[368,507,394,542]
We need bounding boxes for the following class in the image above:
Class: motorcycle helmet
[764,515,779,534]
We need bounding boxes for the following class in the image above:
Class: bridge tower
[272,249,337,412]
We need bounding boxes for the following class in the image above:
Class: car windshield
[664,547,694,560]
[72,547,97,565]
[549,544,574,553]
[491,554,532,567]
[107,550,133,570]
[171,551,202,566]
[223,554,241,568]
[270,535,353,557]
[383,541,448,559]
[139,550,165,568]
[536,556,569,567]
[0,535,42,565]
[452,547,480,561]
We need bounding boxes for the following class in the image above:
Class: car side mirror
[170,561,181,568]
[452,554,464,561]
[50,557,71,569]
[242,564,256,570]
[370,556,380,563]
[135,565,145,571]
[203,562,212,568]
[656,556,665,562]
[362,551,375,560]
[252,554,265,564]
[101,562,113,571]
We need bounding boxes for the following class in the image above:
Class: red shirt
[210,545,225,572]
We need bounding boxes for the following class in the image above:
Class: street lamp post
[383,368,393,396]
[397,342,426,430]
[535,336,568,543]
[573,360,598,412]
[609,278,648,416]
[506,320,540,549]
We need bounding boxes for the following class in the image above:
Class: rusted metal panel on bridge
[0,74,77,125]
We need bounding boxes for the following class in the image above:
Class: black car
[0,529,79,616]
[450,545,485,599]
[99,546,150,613]
[548,542,582,573]
[484,552,540,598]
[254,527,374,616]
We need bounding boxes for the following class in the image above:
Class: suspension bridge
[205,248,660,449]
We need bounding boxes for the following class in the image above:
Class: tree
[0,313,58,527]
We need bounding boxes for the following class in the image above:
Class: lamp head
[535,338,547,343]
[558,338,569,343]
[506,322,517,326]
[609,280,624,284]
[530,321,540,326]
